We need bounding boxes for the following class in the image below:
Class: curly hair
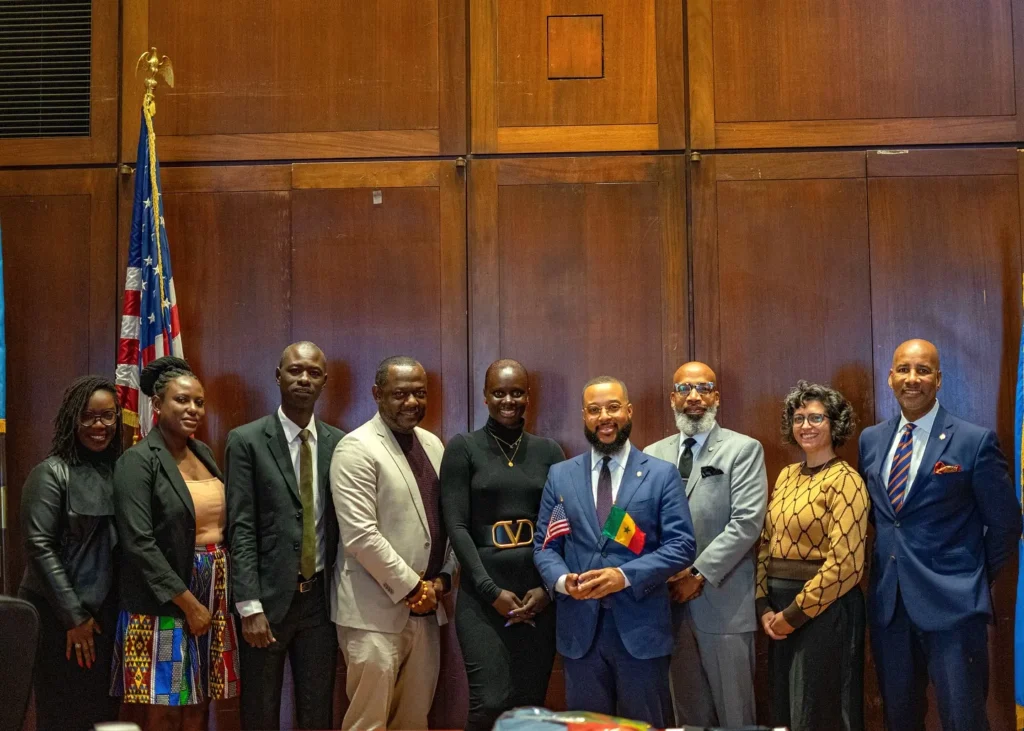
[780,380,857,448]
[140,356,196,398]
[50,375,123,466]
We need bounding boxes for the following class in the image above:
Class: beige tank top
[186,477,226,545]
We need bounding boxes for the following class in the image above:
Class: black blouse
[440,417,564,603]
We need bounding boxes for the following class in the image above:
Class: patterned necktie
[298,428,316,579]
[678,437,697,481]
[596,456,613,527]
[888,423,916,512]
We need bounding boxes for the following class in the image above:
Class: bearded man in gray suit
[644,361,767,728]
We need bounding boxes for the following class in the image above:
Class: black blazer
[113,429,223,618]
[224,414,344,624]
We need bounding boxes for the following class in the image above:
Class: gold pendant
[508,461,514,467]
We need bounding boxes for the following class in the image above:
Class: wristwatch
[689,567,702,578]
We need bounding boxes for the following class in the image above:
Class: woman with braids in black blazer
[18,375,123,731]
[111,357,239,731]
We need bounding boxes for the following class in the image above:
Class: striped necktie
[887,423,916,511]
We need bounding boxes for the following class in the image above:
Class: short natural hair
[374,356,422,389]
[781,380,856,448]
[484,359,528,387]
[582,376,629,402]
[279,341,325,368]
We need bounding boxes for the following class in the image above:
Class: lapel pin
[636,471,642,477]
[939,433,946,441]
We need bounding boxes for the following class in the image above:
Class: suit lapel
[902,407,955,512]
[265,415,301,505]
[686,424,721,498]
[148,430,196,519]
[373,414,429,534]
[615,447,648,513]
[573,452,601,540]
[315,419,336,497]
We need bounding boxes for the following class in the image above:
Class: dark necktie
[596,456,613,527]
[298,428,316,579]
[678,437,697,481]
[888,423,916,512]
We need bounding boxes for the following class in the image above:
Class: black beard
[584,420,633,455]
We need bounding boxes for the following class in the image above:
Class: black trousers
[455,586,557,731]
[238,582,338,730]
[18,588,120,731]
[766,579,865,731]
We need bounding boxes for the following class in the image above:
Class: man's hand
[668,570,704,603]
[406,581,438,614]
[565,573,588,600]
[241,612,276,649]
[576,568,626,600]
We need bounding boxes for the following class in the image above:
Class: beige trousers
[337,617,440,731]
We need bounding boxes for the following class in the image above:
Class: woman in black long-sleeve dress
[440,359,564,731]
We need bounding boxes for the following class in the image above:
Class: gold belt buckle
[298,574,317,593]
[491,519,535,549]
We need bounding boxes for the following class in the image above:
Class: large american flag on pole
[115,109,182,437]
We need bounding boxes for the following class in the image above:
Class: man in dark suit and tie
[533,376,696,727]
[858,339,1019,731]
[226,341,345,730]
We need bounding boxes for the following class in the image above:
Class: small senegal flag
[602,506,646,554]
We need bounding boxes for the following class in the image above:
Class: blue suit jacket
[858,405,1019,632]
[533,446,696,660]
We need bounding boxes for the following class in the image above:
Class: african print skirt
[111,543,240,705]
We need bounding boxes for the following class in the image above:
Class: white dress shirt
[555,441,633,594]
[676,428,711,471]
[236,408,326,618]
[881,400,941,501]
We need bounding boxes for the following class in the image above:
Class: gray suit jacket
[330,412,456,633]
[644,423,767,633]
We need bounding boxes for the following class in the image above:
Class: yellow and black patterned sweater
[755,458,870,627]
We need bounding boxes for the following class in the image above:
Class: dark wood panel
[0,3,118,166]
[471,0,684,153]
[291,161,468,443]
[0,169,116,592]
[715,151,866,181]
[689,0,1024,148]
[867,147,1018,177]
[122,0,464,161]
[868,167,1022,731]
[470,155,687,456]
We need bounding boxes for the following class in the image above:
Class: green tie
[298,428,316,580]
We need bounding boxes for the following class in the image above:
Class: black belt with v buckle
[298,572,322,593]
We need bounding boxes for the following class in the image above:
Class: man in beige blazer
[330,356,456,731]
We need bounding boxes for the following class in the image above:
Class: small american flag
[542,501,571,549]
[115,109,182,438]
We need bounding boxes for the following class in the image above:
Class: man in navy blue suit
[533,376,696,727]
[858,339,1019,731]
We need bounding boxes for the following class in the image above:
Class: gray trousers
[669,603,756,728]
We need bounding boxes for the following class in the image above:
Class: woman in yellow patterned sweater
[756,381,870,731]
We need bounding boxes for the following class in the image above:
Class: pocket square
[933,461,962,474]
[701,466,724,478]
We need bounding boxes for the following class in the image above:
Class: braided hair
[140,356,196,399]
[49,375,123,465]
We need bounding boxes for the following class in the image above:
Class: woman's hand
[185,603,212,636]
[510,587,550,623]
[66,617,100,668]
[769,612,796,638]
[761,610,788,641]
[492,589,523,618]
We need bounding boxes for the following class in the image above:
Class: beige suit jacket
[329,412,455,633]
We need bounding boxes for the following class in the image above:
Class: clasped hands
[760,609,795,640]
[565,568,626,601]
[405,577,447,615]
[492,587,550,625]
[667,568,705,603]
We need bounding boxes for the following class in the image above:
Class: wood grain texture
[495,124,659,153]
[547,15,604,79]
[121,0,461,161]
[0,2,118,166]
[469,155,686,454]
[866,147,1018,177]
[655,0,686,149]
[0,169,116,591]
[686,0,716,148]
[715,151,866,181]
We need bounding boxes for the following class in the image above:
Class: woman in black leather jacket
[18,375,123,731]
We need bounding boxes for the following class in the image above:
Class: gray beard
[674,404,718,436]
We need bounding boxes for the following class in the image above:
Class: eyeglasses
[673,382,715,395]
[585,403,625,417]
[78,410,118,427]
[793,414,828,426]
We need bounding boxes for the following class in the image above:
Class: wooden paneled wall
[1,2,1022,730]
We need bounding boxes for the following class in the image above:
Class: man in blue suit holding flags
[534,376,695,727]
[859,339,1019,731]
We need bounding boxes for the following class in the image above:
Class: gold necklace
[488,429,522,467]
